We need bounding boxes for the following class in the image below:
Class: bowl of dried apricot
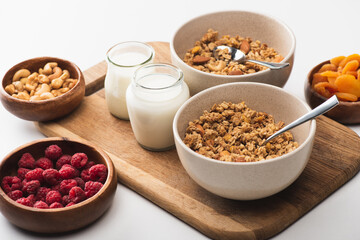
[173,82,316,200]
[305,54,360,124]
[0,57,85,121]
[0,137,117,233]
[170,11,295,95]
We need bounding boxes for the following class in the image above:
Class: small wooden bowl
[0,57,85,122]
[305,60,360,124]
[0,137,117,233]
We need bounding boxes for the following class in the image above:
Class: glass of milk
[126,63,190,151]
[105,41,154,120]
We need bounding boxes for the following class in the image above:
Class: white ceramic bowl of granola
[173,82,316,200]
[170,11,295,95]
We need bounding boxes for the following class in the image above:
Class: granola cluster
[183,101,298,162]
[183,29,284,75]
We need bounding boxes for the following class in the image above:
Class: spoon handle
[247,59,289,70]
[264,95,339,144]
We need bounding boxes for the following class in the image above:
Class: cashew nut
[35,83,50,96]
[15,91,30,100]
[42,62,58,75]
[13,69,31,82]
[4,84,15,95]
[20,77,28,85]
[5,61,74,101]
[63,79,77,89]
[28,72,39,81]
[207,60,227,72]
[38,74,50,84]
[51,87,69,97]
[51,78,64,89]
[59,70,70,80]
[13,81,24,92]
[30,95,42,101]
[48,67,62,81]
[59,87,69,94]
[39,92,55,100]
[25,83,37,92]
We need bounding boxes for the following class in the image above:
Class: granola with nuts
[183,101,298,162]
[183,29,284,75]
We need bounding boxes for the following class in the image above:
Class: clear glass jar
[126,63,190,151]
[104,41,154,120]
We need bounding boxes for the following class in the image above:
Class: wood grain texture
[35,42,360,240]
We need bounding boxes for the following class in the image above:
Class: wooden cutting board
[35,42,360,240]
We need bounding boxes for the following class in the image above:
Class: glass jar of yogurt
[105,41,154,120]
[126,63,189,151]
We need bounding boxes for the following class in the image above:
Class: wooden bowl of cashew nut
[0,57,85,121]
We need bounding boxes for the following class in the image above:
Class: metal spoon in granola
[264,95,339,144]
[213,45,290,70]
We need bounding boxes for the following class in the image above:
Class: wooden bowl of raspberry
[0,137,117,233]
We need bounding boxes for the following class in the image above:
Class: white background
[1,0,360,239]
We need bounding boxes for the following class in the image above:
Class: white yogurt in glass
[104,42,154,120]
[126,63,189,151]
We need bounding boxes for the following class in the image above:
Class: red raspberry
[59,179,77,195]
[56,154,72,170]
[22,180,40,195]
[69,187,86,203]
[7,190,23,201]
[49,202,63,208]
[16,197,32,207]
[34,201,49,209]
[42,169,61,185]
[59,164,78,179]
[84,181,103,198]
[80,169,91,182]
[62,195,71,206]
[84,161,95,170]
[89,164,107,183]
[25,168,44,182]
[35,157,53,170]
[35,187,51,202]
[46,190,62,205]
[27,194,36,205]
[66,202,75,207]
[17,168,30,180]
[74,177,85,189]
[45,145,62,160]
[1,176,22,193]
[52,183,61,192]
[71,153,88,169]
[18,153,35,169]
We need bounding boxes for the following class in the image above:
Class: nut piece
[229,70,243,75]
[39,92,55,100]
[4,84,15,95]
[13,69,31,82]
[35,83,51,96]
[43,62,58,75]
[192,55,211,65]
[51,78,64,89]
[48,67,62,81]
[38,74,50,84]
[208,61,226,72]
[13,81,24,92]
[240,40,250,54]
[16,91,30,100]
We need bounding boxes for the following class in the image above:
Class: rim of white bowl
[170,10,296,79]
[173,82,316,166]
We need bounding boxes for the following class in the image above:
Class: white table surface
[1,0,359,239]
